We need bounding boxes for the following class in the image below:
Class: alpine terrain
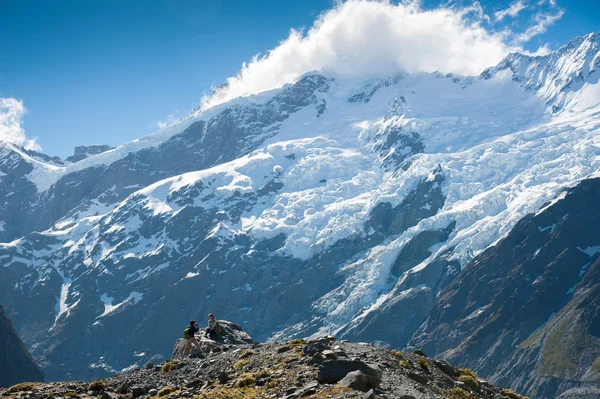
[0,304,44,387]
[1,32,600,399]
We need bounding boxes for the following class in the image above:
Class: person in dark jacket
[183,320,201,356]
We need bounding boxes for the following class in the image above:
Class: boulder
[303,338,331,355]
[317,360,382,388]
[432,359,459,377]
[172,320,253,359]
[130,386,146,398]
[338,371,371,392]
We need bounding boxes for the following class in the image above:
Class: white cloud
[494,1,527,22]
[515,9,564,43]
[202,1,515,109]
[201,0,563,111]
[156,112,181,130]
[0,97,40,151]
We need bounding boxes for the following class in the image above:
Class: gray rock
[432,359,459,377]
[0,304,44,387]
[101,392,119,399]
[131,386,146,398]
[363,389,376,399]
[407,371,430,385]
[218,371,229,384]
[148,389,158,396]
[317,360,382,388]
[338,370,371,392]
[172,320,253,359]
[303,339,330,356]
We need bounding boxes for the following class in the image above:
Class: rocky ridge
[0,332,529,399]
[0,304,44,388]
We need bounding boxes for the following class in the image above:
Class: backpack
[214,322,223,335]
[183,326,193,339]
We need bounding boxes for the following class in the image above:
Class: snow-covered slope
[1,34,600,394]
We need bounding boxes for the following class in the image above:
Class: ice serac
[409,178,600,399]
[0,32,599,399]
[66,145,115,163]
[0,304,44,387]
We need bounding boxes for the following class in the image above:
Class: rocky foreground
[1,334,528,399]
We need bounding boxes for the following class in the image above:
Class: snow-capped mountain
[1,33,600,398]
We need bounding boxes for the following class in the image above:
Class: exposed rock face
[410,178,600,399]
[0,34,600,398]
[0,304,44,387]
[0,338,527,399]
[66,145,115,163]
[171,320,253,359]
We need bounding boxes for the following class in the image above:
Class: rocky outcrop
[0,304,44,387]
[0,338,529,399]
[66,145,115,163]
[171,320,253,359]
[410,178,600,399]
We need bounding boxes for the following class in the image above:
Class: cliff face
[0,305,44,387]
[410,178,600,399]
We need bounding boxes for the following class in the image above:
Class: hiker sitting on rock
[204,313,222,339]
[183,320,201,356]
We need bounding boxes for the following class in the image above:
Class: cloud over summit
[202,0,563,110]
[0,98,40,152]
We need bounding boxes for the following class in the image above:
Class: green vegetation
[64,392,79,398]
[88,380,107,391]
[418,356,430,372]
[239,349,255,359]
[234,359,250,370]
[158,386,178,397]
[399,359,412,369]
[287,338,307,347]
[8,382,40,393]
[459,368,478,379]
[235,373,257,388]
[446,387,475,399]
[162,360,180,373]
[501,389,530,399]
[458,375,479,390]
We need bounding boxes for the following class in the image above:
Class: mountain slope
[409,178,600,399]
[0,304,44,388]
[0,33,599,399]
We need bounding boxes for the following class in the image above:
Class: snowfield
[1,33,600,378]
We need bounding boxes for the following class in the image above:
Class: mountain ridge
[1,32,600,399]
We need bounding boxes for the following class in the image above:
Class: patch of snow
[577,245,600,257]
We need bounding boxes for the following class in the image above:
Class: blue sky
[1,0,599,157]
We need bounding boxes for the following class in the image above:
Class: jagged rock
[317,360,382,388]
[0,305,44,387]
[101,392,119,399]
[432,359,459,377]
[338,370,371,392]
[407,371,430,385]
[321,350,337,359]
[0,341,530,399]
[171,320,253,359]
[363,389,376,399]
[130,386,146,398]
[303,338,330,356]
[217,371,229,384]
